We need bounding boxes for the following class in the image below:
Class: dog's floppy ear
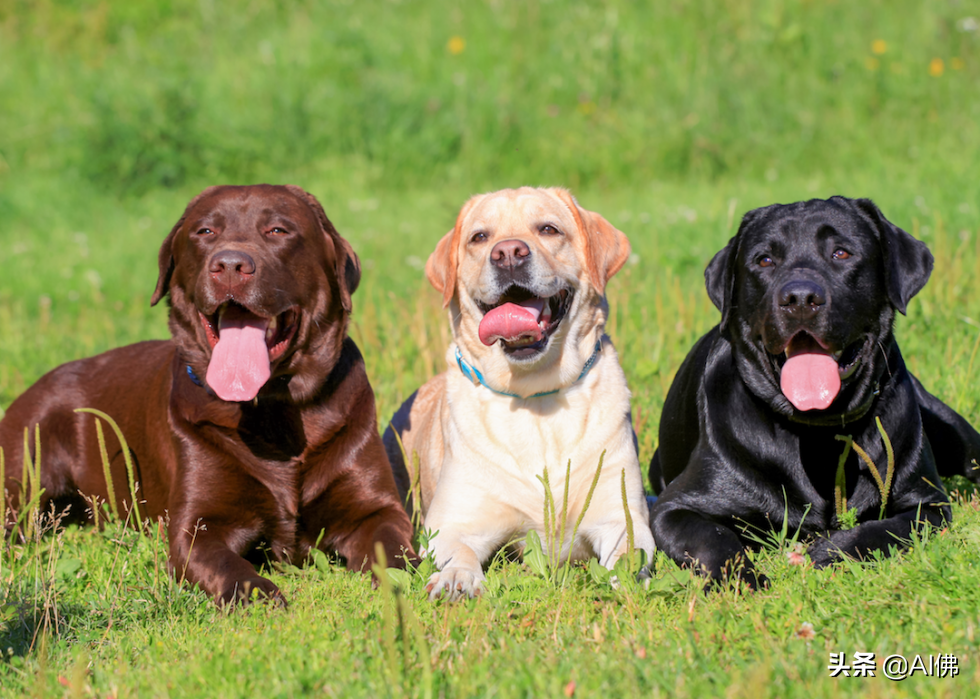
[549,188,630,292]
[150,219,180,307]
[290,186,361,314]
[705,205,776,332]
[330,233,362,314]
[852,198,933,315]
[151,187,218,306]
[426,194,483,308]
[704,234,738,332]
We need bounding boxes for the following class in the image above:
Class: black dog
[649,196,980,588]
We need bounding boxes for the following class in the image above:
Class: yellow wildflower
[929,58,944,76]
[871,39,887,55]
[447,36,465,55]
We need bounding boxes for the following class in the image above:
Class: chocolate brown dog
[1,184,416,606]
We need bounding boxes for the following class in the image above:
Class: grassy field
[2,0,980,696]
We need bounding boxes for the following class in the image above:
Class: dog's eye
[470,231,488,244]
[832,248,851,260]
[269,227,289,236]
[757,255,774,268]
[539,224,562,236]
[195,228,215,237]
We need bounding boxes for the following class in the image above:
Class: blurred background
[1,0,979,440]
[4,0,979,196]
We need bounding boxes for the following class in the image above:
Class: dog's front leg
[808,502,951,567]
[168,513,286,607]
[650,502,769,589]
[421,503,511,601]
[298,431,419,574]
[166,441,285,607]
[305,499,419,574]
[423,533,487,601]
[576,458,656,572]
[587,519,656,570]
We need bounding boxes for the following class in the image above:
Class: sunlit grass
[3,0,980,695]
[2,182,979,697]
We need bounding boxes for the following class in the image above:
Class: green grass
[3,0,980,696]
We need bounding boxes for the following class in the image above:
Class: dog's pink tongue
[780,339,841,411]
[478,298,546,346]
[206,306,271,402]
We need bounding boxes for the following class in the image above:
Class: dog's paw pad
[426,568,484,601]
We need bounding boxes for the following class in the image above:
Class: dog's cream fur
[385,187,654,599]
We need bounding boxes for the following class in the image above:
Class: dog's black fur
[649,196,980,588]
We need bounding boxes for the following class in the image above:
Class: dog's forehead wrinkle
[812,223,841,242]
[467,191,577,237]
[256,206,304,229]
[189,209,227,230]
[464,199,507,232]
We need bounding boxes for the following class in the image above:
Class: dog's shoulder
[387,371,449,446]
[666,326,730,405]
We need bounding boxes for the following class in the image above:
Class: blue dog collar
[455,339,603,399]
[186,364,204,387]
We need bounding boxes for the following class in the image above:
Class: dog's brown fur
[1,184,416,606]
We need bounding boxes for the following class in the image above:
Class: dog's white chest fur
[421,340,653,577]
[444,343,629,478]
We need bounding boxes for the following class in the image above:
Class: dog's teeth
[264,316,278,342]
[832,351,842,361]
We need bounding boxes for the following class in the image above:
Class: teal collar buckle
[455,339,603,399]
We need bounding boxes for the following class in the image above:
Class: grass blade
[833,435,852,522]
[74,408,142,530]
[619,467,635,574]
[93,419,119,522]
[874,417,896,518]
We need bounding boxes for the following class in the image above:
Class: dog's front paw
[425,567,485,601]
[736,566,770,591]
[216,576,287,609]
[807,531,853,568]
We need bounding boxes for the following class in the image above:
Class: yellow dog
[385,187,654,600]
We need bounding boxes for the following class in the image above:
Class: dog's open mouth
[198,302,299,401]
[770,332,865,412]
[475,285,572,358]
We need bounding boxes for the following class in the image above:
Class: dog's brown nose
[209,249,256,281]
[778,279,826,318]
[490,239,530,270]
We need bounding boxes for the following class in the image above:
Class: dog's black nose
[209,249,256,278]
[490,239,531,270]
[778,279,826,317]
